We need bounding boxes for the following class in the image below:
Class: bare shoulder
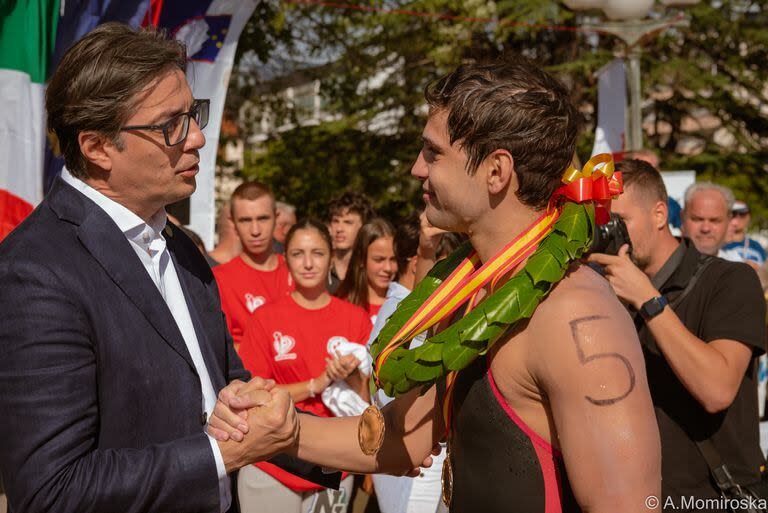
[526,263,647,402]
[532,265,631,329]
[531,263,635,342]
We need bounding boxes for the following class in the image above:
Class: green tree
[644,1,768,224]
[244,120,421,220]
[229,0,768,225]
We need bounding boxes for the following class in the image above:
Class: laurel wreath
[370,201,596,397]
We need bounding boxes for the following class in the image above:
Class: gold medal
[441,450,453,507]
[358,405,386,456]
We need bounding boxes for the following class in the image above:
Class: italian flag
[0,0,60,241]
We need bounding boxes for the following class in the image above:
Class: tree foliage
[228,0,768,225]
[644,0,768,223]
[245,120,421,220]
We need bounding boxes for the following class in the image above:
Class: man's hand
[417,211,447,260]
[587,245,659,310]
[207,377,275,442]
[218,387,300,473]
[325,352,360,382]
[403,443,443,477]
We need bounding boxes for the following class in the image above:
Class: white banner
[661,170,695,236]
[660,170,696,207]
[176,0,257,248]
[591,58,627,158]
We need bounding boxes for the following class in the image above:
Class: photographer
[589,160,766,510]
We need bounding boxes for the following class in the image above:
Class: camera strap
[651,242,687,291]
[668,253,715,310]
[694,437,748,498]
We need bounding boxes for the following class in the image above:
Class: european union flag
[170,14,232,63]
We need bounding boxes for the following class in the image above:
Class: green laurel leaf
[483,274,533,324]
[557,202,589,243]
[405,360,445,381]
[537,232,568,265]
[414,339,445,362]
[394,375,416,395]
[443,337,488,370]
[525,251,565,285]
[370,201,594,397]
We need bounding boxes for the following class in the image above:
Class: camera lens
[588,214,632,256]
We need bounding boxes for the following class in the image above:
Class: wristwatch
[640,295,668,321]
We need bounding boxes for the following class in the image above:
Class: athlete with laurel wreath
[208,57,662,513]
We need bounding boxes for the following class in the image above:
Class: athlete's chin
[425,207,459,233]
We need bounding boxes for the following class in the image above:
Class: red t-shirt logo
[273,331,297,361]
[245,293,266,313]
[326,336,350,355]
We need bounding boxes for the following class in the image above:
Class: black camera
[589,213,632,256]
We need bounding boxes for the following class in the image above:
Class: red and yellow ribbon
[373,208,560,387]
[551,153,623,225]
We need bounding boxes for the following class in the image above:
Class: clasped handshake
[206,351,364,468]
[206,376,303,473]
[205,368,439,477]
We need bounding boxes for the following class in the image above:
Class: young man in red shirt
[213,181,293,350]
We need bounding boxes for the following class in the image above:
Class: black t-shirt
[637,239,766,505]
[328,264,341,294]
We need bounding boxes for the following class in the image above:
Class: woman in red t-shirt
[237,218,372,513]
[335,218,397,325]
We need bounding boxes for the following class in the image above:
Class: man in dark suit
[0,23,335,513]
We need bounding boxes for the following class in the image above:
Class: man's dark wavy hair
[327,191,376,223]
[424,56,581,210]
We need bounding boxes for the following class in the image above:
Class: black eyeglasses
[120,99,210,146]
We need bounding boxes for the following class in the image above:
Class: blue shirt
[720,237,767,265]
[367,281,426,407]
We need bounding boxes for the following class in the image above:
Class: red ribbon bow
[550,153,623,225]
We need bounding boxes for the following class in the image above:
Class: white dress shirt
[62,169,231,512]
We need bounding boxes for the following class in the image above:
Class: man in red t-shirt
[213,181,293,350]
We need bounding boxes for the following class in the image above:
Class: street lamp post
[563,1,697,152]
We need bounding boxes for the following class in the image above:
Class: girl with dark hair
[237,218,372,513]
[335,218,397,324]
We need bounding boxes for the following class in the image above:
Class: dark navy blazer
[0,178,337,513]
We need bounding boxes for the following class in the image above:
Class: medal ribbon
[441,271,508,430]
[373,208,561,387]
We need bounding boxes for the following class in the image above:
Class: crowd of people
[3,21,768,513]
[201,183,461,512]
[192,152,768,513]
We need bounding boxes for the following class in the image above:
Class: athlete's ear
[485,149,515,196]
